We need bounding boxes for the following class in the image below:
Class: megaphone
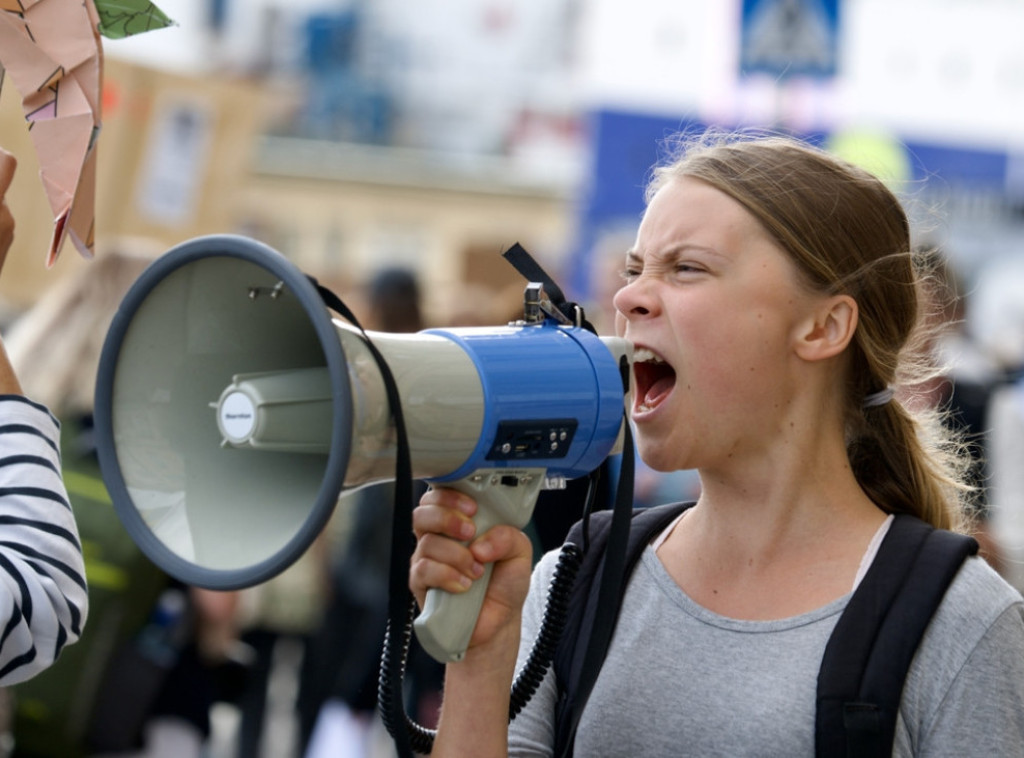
[94,234,632,662]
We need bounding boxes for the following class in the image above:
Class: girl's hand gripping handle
[413,469,544,663]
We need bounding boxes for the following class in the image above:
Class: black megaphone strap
[311,279,417,758]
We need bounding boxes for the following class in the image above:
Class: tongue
[644,375,674,405]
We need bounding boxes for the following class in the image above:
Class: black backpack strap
[553,501,695,757]
[815,515,979,757]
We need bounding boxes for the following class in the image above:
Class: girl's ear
[794,295,858,362]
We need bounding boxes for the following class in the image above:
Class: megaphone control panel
[487,419,577,461]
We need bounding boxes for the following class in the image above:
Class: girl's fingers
[412,489,478,541]
[411,533,485,605]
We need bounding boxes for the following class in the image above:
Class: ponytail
[848,398,973,532]
[844,252,976,533]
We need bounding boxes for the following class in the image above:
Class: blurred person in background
[970,256,1024,592]
[301,267,440,758]
[0,148,88,751]
[0,223,243,758]
[85,585,244,758]
[3,243,164,758]
[910,246,1007,573]
[230,542,327,758]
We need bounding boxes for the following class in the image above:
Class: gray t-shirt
[509,542,1024,757]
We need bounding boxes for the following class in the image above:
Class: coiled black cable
[378,597,436,755]
[378,541,585,753]
[508,542,583,718]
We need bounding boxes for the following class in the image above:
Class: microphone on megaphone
[94,234,633,665]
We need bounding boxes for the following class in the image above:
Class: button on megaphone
[94,234,632,662]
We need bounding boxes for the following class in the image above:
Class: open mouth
[633,347,676,414]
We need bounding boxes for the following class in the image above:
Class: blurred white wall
[108,0,1024,153]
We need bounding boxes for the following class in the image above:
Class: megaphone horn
[95,234,633,662]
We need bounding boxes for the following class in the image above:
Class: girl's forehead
[633,179,769,257]
[643,178,753,228]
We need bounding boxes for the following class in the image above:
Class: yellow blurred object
[827,128,912,191]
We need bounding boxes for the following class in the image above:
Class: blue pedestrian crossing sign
[740,0,839,79]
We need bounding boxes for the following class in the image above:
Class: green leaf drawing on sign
[93,0,176,40]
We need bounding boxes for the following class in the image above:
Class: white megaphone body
[95,235,632,663]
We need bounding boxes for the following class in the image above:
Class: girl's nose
[613,278,655,320]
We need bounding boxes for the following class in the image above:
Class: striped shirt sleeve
[0,395,87,684]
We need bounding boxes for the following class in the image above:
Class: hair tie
[862,387,895,409]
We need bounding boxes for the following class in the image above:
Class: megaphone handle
[413,469,545,663]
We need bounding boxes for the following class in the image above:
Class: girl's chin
[633,436,686,473]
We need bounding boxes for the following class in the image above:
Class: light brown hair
[649,130,972,531]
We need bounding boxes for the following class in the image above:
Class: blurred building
[0,0,582,324]
[2,0,1022,318]
[107,0,1024,286]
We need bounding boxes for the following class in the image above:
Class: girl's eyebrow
[626,244,726,266]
